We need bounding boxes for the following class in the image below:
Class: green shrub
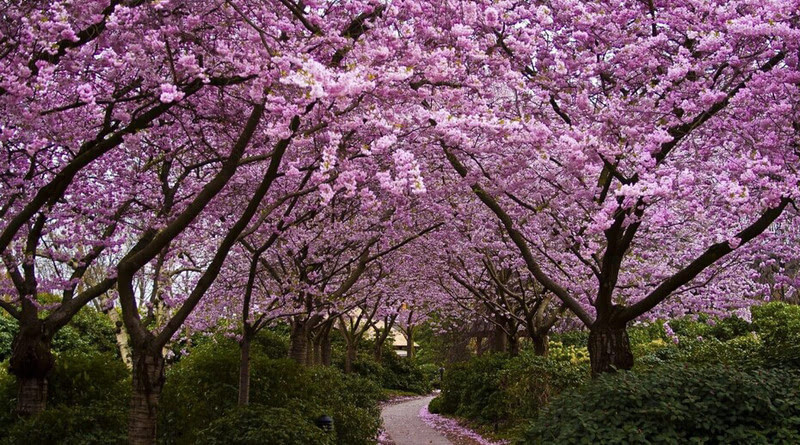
[0,351,129,445]
[198,405,334,445]
[0,306,117,362]
[0,362,16,431]
[752,302,800,368]
[677,334,763,369]
[501,352,588,421]
[2,402,127,445]
[428,395,443,414]
[419,363,442,388]
[159,338,382,445]
[522,365,800,444]
[550,330,589,348]
[252,329,290,359]
[0,317,15,362]
[438,354,508,425]
[48,350,130,406]
[375,350,432,394]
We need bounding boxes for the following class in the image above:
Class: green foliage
[0,351,129,445]
[0,305,118,362]
[550,330,589,348]
[500,353,588,421]
[159,337,382,445]
[438,346,588,431]
[346,347,433,395]
[752,302,800,368]
[200,405,334,445]
[438,354,509,425]
[428,394,443,414]
[2,402,127,445]
[0,317,14,363]
[252,329,291,359]
[379,350,432,394]
[522,365,800,444]
[0,362,16,430]
[51,307,118,356]
[48,351,130,406]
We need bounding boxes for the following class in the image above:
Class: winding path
[381,395,452,445]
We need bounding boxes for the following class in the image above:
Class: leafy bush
[428,395,443,414]
[2,403,127,445]
[438,354,508,425]
[501,353,588,421]
[523,365,800,444]
[200,405,334,445]
[0,362,16,431]
[379,351,432,394]
[0,318,15,362]
[419,363,442,388]
[159,337,382,445]
[48,351,130,406]
[0,351,129,445]
[438,348,588,429]
[752,302,800,368]
[252,329,291,359]
[547,341,590,365]
[0,306,117,362]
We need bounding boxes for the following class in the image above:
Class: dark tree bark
[289,320,310,366]
[8,320,54,416]
[475,335,485,356]
[128,347,165,445]
[237,333,252,405]
[406,327,415,360]
[320,326,332,366]
[588,322,633,376]
[489,324,506,353]
[344,342,357,373]
[507,333,519,357]
[531,333,549,356]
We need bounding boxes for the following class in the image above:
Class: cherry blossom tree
[412,0,800,374]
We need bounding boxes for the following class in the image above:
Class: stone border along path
[380,395,453,445]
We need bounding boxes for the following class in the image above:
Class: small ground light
[316,414,334,432]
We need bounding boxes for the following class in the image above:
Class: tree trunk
[128,349,165,445]
[489,326,506,353]
[406,329,415,360]
[320,328,332,366]
[531,333,549,356]
[238,335,251,406]
[373,334,385,362]
[588,323,633,376]
[109,312,133,369]
[312,333,322,365]
[9,321,54,416]
[475,335,484,356]
[289,321,309,366]
[508,335,519,357]
[344,342,357,373]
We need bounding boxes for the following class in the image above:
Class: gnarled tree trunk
[128,349,165,445]
[531,333,549,356]
[588,323,633,376]
[9,320,54,416]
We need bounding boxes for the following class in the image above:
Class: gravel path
[381,395,452,445]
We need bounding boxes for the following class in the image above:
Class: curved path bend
[381,395,452,445]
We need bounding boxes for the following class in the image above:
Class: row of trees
[1,0,798,443]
